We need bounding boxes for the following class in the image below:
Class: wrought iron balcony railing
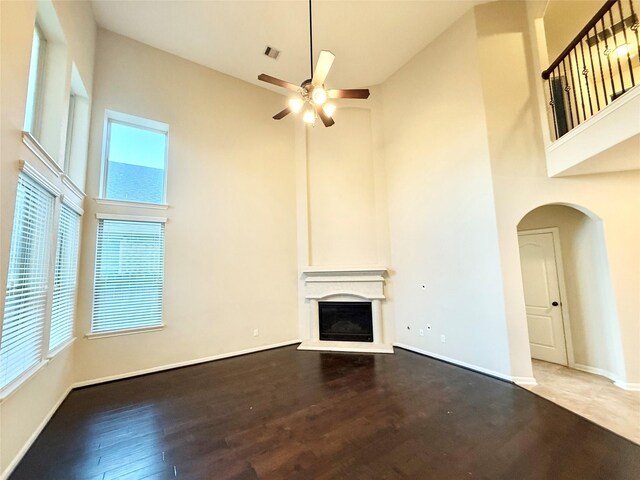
[542,0,639,140]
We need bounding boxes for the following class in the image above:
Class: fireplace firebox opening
[318,301,373,342]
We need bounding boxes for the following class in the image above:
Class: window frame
[0,166,59,399]
[88,213,167,338]
[48,200,82,354]
[63,93,76,173]
[24,22,47,138]
[99,110,169,206]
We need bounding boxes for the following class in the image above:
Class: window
[101,112,168,204]
[91,218,165,334]
[0,174,54,389]
[23,24,46,136]
[63,94,76,172]
[49,203,81,352]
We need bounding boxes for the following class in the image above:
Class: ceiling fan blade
[258,74,300,92]
[312,50,335,86]
[317,106,335,127]
[327,88,370,99]
[273,107,292,120]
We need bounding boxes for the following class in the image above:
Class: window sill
[85,325,165,340]
[94,198,169,210]
[47,337,76,360]
[22,131,64,177]
[0,359,50,403]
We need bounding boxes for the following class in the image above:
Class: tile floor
[521,359,640,444]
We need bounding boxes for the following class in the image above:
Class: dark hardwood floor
[10,346,640,480]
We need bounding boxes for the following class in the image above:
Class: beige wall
[518,205,623,374]
[543,0,602,61]
[380,10,514,378]
[474,0,640,386]
[307,108,379,266]
[0,0,95,476]
[73,30,299,383]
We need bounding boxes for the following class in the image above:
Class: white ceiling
[91,0,487,92]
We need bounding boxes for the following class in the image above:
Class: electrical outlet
[440,334,446,343]
[419,328,424,336]
[253,329,259,337]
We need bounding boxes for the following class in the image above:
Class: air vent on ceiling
[264,46,280,60]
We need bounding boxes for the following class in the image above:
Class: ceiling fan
[258,0,370,127]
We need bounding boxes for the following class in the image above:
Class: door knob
[552,301,559,306]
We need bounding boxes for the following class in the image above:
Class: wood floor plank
[9,346,640,479]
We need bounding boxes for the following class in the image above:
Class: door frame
[518,227,576,367]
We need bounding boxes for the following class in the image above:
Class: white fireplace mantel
[298,266,393,354]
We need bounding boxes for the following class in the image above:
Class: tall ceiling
[91,0,488,92]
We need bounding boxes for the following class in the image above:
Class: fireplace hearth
[319,302,373,342]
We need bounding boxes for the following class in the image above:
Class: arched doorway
[517,203,622,379]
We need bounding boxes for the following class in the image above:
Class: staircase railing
[542,0,639,140]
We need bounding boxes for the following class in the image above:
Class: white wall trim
[613,381,640,392]
[394,343,514,383]
[569,362,637,391]
[0,359,50,402]
[0,385,73,480]
[18,159,61,197]
[85,325,165,340]
[571,362,617,380]
[94,198,169,210]
[95,212,167,223]
[512,376,538,386]
[46,337,76,360]
[73,339,301,388]
[21,131,63,177]
[565,363,639,391]
[60,194,84,216]
[61,174,86,200]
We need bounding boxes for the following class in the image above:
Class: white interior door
[518,231,568,365]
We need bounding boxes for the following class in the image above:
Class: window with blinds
[92,219,165,334]
[0,173,54,389]
[49,203,81,352]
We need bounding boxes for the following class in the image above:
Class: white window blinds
[0,174,54,389]
[92,220,165,333]
[49,203,81,352]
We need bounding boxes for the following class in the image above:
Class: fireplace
[298,267,393,354]
[319,302,373,342]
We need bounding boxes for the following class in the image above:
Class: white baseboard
[512,376,538,386]
[73,339,301,388]
[2,339,301,479]
[614,381,640,391]
[393,343,513,383]
[568,363,640,391]
[571,362,616,380]
[0,385,73,480]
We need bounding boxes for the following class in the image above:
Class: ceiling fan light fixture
[257,0,369,127]
[289,97,304,113]
[303,108,316,124]
[613,43,633,58]
[311,87,327,105]
[323,103,336,117]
